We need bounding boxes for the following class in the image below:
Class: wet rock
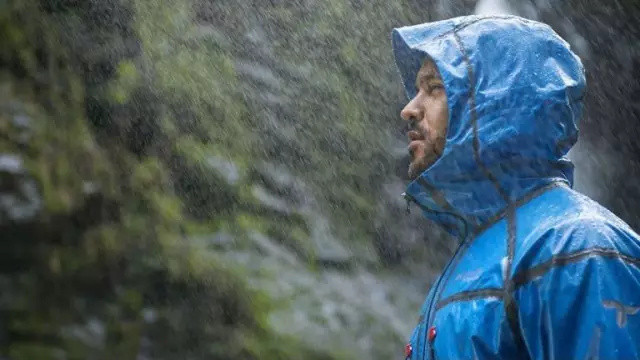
[263,262,429,360]
[12,114,30,128]
[142,308,158,324]
[192,231,235,250]
[0,155,22,174]
[170,154,238,219]
[206,155,240,185]
[308,216,353,268]
[192,24,230,47]
[1,103,33,146]
[251,162,356,266]
[235,60,282,90]
[253,162,307,205]
[61,318,106,350]
[82,181,100,195]
[248,231,298,265]
[210,231,235,248]
[251,184,294,215]
[0,154,42,224]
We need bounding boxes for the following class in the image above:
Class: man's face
[400,59,448,180]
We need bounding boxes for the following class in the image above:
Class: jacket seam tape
[451,30,511,205]
[452,28,530,359]
[513,247,640,289]
[434,288,504,311]
[472,182,566,238]
[432,15,541,41]
[504,208,529,355]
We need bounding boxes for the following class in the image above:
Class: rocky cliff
[1,0,638,359]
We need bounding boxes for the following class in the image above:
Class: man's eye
[428,84,444,94]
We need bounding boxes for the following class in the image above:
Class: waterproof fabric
[392,15,640,360]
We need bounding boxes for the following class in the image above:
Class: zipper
[403,192,472,360]
[421,244,463,359]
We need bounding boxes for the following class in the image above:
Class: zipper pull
[402,192,411,214]
[404,343,413,359]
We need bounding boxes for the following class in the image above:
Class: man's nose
[400,97,422,123]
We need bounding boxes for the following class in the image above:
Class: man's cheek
[434,135,446,155]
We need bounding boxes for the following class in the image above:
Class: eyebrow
[415,72,439,90]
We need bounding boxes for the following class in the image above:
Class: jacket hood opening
[392,15,586,239]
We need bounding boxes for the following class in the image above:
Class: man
[392,15,640,360]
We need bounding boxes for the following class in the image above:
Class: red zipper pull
[428,326,437,342]
[404,343,413,358]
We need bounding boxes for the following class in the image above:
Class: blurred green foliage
[0,0,433,358]
[0,0,351,358]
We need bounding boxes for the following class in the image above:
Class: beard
[407,135,445,180]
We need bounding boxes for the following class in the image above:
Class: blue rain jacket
[392,15,640,360]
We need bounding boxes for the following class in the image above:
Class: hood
[392,15,586,239]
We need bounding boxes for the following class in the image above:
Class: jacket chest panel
[408,220,513,360]
[429,297,521,360]
[440,218,508,299]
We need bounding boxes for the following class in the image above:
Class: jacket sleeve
[515,224,640,360]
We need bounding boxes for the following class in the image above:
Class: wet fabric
[392,15,640,360]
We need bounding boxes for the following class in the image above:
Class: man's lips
[407,130,426,158]
[407,130,424,141]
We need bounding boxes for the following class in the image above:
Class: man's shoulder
[513,186,640,273]
[519,185,636,238]
[550,188,637,241]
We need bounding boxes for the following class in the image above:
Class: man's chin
[408,154,440,180]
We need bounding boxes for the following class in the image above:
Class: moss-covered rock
[1,1,348,359]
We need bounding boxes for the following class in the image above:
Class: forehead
[417,58,440,79]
